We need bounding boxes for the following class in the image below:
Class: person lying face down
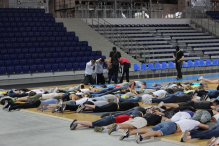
[94,110,164,135]
[69,110,143,130]
[119,119,209,144]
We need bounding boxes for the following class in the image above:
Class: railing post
[98,17,100,34]
[92,17,93,28]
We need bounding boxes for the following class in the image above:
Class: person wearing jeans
[120,119,209,144]
[119,95,142,102]
[151,94,192,103]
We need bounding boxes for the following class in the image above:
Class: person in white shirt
[120,119,209,144]
[95,58,107,84]
[84,60,95,85]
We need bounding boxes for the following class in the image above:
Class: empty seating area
[0,8,103,75]
[206,11,219,19]
[93,23,219,63]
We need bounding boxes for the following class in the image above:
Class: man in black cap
[108,47,121,84]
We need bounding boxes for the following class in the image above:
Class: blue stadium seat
[5,60,12,66]
[52,53,58,58]
[49,58,55,64]
[73,63,79,70]
[76,57,82,62]
[69,47,74,52]
[22,48,29,54]
[7,66,14,74]
[66,52,72,58]
[42,59,49,64]
[35,59,42,65]
[20,60,27,66]
[56,58,62,64]
[46,53,52,58]
[78,52,84,57]
[37,65,44,72]
[52,64,58,71]
[66,63,72,70]
[30,65,37,73]
[87,46,92,52]
[72,52,77,57]
[0,67,6,74]
[29,48,36,54]
[79,63,86,70]
[25,54,31,59]
[69,58,75,63]
[62,47,68,52]
[71,42,77,47]
[15,66,22,74]
[0,61,4,66]
[82,41,88,46]
[96,51,102,56]
[62,58,69,63]
[3,55,10,60]
[59,53,65,58]
[45,64,52,72]
[75,47,80,52]
[27,59,34,65]
[22,66,29,73]
[59,63,65,71]
[55,47,62,53]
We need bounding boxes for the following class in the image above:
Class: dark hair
[213,100,219,105]
[100,58,105,62]
[133,103,139,106]
[160,106,166,110]
[81,85,84,89]
[142,82,146,85]
[28,91,36,96]
[112,47,116,51]
[165,89,174,94]
[132,115,139,119]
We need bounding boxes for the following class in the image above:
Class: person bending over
[120,119,209,144]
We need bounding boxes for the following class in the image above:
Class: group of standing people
[83,47,131,85]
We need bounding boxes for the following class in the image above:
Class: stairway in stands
[56,18,141,71]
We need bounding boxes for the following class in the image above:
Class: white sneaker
[197,76,203,82]
[157,101,164,108]
[53,87,58,93]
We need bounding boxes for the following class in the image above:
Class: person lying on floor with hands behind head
[173,46,184,80]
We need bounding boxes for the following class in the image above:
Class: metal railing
[74,5,187,19]
[75,5,152,63]
[187,7,219,37]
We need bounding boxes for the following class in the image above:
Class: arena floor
[1,73,219,146]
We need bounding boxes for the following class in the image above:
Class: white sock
[103,126,107,129]
[116,125,120,130]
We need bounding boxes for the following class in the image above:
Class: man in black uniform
[108,47,121,84]
[173,46,184,80]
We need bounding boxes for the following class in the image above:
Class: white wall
[84,18,190,25]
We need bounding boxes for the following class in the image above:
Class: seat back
[148,63,155,69]
[141,63,147,70]
[134,64,141,71]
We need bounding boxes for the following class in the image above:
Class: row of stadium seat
[0,32,75,37]
[0,52,102,60]
[0,56,104,66]
[0,41,88,48]
[0,17,55,22]
[0,22,63,27]
[0,46,92,54]
[0,13,52,17]
[0,37,79,43]
[0,26,66,32]
[0,8,45,13]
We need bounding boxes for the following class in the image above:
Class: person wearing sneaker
[102,113,164,137]
[69,114,139,130]
[100,106,146,118]
[123,119,209,144]
[161,100,219,111]
[76,101,139,113]
[197,76,219,84]
[180,126,219,145]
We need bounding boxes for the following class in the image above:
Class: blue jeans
[191,126,219,139]
[119,95,142,102]
[92,116,115,127]
[150,121,177,136]
[42,99,58,105]
[173,91,185,95]
[152,95,176,103]
[207,90,219,99]
[90,89,108,95]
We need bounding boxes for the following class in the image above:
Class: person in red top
[69,114,138,130]
[119,57,130,83]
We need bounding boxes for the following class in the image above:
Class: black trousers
[176,61,182,78]
[11,99,41,110]
[120,64,129,83]
[93,102,118,112]
[84,75,94,85]
[108,65,119,84]
[96,73,105,84]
